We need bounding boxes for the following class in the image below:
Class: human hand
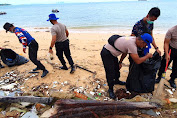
[23,48,26,53]
[147,53,153,58]
[0,47,4,49]
[49,49,53,54]
[156,49,161,56]
[165,54,170,64]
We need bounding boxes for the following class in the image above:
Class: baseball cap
[140,33,153,49]
[3,22,13,33]
[47,14,59,21]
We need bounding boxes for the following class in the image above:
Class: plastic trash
[0,83,17,90]
[10,107,26,113]
[21,106,38,118]
[74,91,87,100]
[0,90,5,96]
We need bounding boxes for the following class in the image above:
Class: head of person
[136,33,153,49]
[146,7,160,24]
[47,14,59,25]
[3,22,15,33]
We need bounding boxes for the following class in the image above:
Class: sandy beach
[0,30,172,93]
[1,30,177,117]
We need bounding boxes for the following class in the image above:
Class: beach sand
[0,30,172,95]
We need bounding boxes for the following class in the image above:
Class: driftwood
[0,96,53,104]
[51,99,159,118]
[75,64,96,74]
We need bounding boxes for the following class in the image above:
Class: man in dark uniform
[156,25,177,88]
[3,23,49,78]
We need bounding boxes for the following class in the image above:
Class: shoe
[41,70,49,78]
[108,89,116,99]
[33,67,40,71]
[155,77,161,83]
[59,65,68,70]
[0,64,4,68]
[114,80,126,85]
[70,66,76,74]
[168,79,176,88]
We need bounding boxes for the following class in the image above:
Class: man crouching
[101,33,153,99]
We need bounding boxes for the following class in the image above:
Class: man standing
[101,33,153,99]
[156,25,177,88]
[47,14,75,74]
[130,7,161,66]
[3,23,49,78]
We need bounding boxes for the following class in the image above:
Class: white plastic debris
[20,102,31,107]
[0,91,5,96]
[64,81,68,84]
[90,91,95,96]
[169,98,177,103]
[166,89,173,95]
[156,111,161,116]
[22,106,38,118]
[53,81,58,84]
[0,83,17,89]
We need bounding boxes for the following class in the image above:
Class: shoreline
[0,27,168,34]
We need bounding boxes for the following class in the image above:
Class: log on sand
[51,99,159,118]
[0,96,53,104]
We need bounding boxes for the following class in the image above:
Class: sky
[0,0,138,5]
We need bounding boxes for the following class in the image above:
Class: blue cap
[140,33,153,49]
[47,14,59,21]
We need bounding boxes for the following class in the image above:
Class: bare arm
[119,53,127,70]
[130,53,152,64]
[164,38,171,63]
[119,53,127,63]
[131,34,135,36]
[49,35,56,53]
[151,32,161,55]
[66,29,69,37]
[151,32,157,48]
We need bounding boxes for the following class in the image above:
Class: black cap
[3,22,13,33]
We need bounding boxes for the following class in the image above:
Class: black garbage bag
[0,49,29,67]
[126,51,161,93]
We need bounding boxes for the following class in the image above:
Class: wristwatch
[49,47,52,49]
[155,47,159,50]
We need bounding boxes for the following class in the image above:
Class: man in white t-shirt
[101,33,153,99]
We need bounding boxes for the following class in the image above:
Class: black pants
[55,39,74,67]
[101,47,120,90]
[157,46,177,81]
[28,40,45,70]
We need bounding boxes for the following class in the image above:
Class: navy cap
[3,22,13,33]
